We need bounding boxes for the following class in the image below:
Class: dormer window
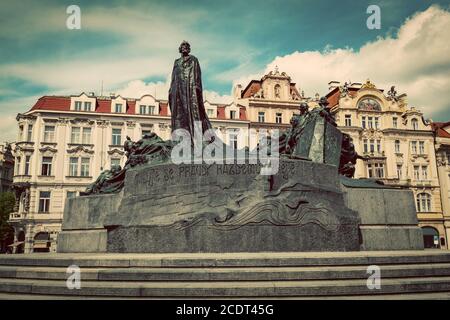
[230,110,236,119]
[84,102,92,111]
[411,118,419,130]
[74,101,82,111]
[207,109,214,117]
[139,105,156,115]
[115,104,123,113]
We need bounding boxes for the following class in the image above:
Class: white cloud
[259,5,450,118]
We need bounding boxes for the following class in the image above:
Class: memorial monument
[57,42,423,253]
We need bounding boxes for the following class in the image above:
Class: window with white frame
[258,112,265,123]
[71,127,81,143]
[41,157,52,176]
[411,118,419,130]
[363,139,368,153]
[18,125,24,141]
[367,163,384,178]
[411,141,417,154]
[112,128,122,145]
[80,158,90,176]
[369,139,375,153]
[24,155,31,176]
[84,102,92,111]
[68,157,90,177]
[38,191,51,213]
[74,101,82,111]
[376,140,381,153]
[361,116,366,129]
[229,132,238,150]
[139,105,147,114]
[416,193,431,212]
[413,166,420,180]
[395,140,401,153]
[15,156,21,175]
[368,117,373,129]
[43,125,55,142]
[275,113,282,124]
[207,109,214,117]
[27,124,33,142]
[82,127,91,144]
[139,105,156,115]
[419,141,425,154]
[421,166,428,180]
[393,117,398,128]
[69,157,78,176]
[230,110,237,120]
[115,104,123,113]
[374,117,379,130]
[344,114,352,126]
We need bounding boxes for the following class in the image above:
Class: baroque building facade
[0,144,14,193]
[9,93,250,253]
[328,80,446,249]
[8,70,447,252]
[432,122,450,247]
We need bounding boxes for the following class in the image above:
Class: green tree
[0,192,15,252]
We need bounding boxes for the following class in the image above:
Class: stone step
[1,251,450,268]
[2,276,450,297]
[1,263,450,281]
[3,291,450,300]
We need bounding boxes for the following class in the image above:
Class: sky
[1,0,450,142]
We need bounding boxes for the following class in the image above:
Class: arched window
[421,226,440,249]
[411,118,419,130]
[357,97,381,111]
[416,193,431,212]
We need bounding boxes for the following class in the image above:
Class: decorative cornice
[39,146,58,153]
[70,118,95,125]
[67,145,95,154]
[107,148,125,156]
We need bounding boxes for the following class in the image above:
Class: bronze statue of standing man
[169,41,212,144]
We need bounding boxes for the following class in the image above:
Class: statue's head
[299,103,308,114]
[319,96,329,107]
[179,41,191,55]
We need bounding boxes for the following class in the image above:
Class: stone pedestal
[340,177,424,251]
[58,159,361,253]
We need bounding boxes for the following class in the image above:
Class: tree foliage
[0,192,15,245]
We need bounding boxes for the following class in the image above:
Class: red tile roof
[28,95,245,120]
[31,96,70,111]
[432,121,450,138]
[29,95,170,116]
[241,81,261,98]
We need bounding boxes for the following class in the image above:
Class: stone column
[12,229,18,254]
[24,224,34,254]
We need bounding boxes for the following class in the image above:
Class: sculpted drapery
[168,41,212,142]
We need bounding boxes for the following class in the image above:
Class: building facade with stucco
[8,70,448,252]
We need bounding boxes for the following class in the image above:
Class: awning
[7,241,24,247]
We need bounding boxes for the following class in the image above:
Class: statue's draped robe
[169,55,212,142]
